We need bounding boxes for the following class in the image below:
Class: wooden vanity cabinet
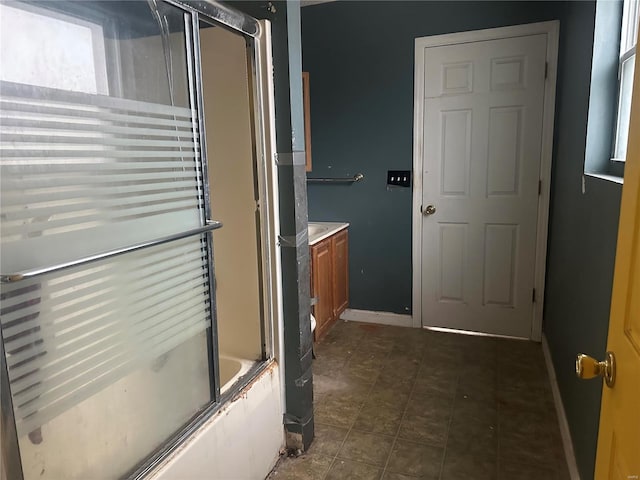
[311,239,333,340]
[331,229,349,318]
[311,229,349,341]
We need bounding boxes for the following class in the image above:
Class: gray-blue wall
[302,2,622,478]
[302,1,565,315]
[544,2,622,478]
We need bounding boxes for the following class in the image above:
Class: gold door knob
[422,205,436,216]
[576,351,616,388]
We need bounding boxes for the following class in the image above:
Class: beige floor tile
[269,322,567,480]
[337,430,395,466]
[325,459,383,480]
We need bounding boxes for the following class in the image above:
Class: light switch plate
[387,170,411,187]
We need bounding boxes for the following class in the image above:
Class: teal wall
[302,1,622,478]
[544,2,622,478]
[302,1,565,315]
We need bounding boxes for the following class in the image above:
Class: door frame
[411,21,560,340]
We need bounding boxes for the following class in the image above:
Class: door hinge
[532,288,536,302]
[545,62,549,79]
[538,180,542,195]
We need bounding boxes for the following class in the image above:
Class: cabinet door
[311,239,333,340]
[332,229,349,318]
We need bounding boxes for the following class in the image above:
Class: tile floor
[268,321,570,480]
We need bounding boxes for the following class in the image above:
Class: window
[0,2,274,479]
[0,4,108,95]
[613,0,639,162]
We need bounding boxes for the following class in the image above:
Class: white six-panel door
[417,31,550,338]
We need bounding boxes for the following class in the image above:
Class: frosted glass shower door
[0,2,219,478]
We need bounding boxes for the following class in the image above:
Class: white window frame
[0,2,109,95]
[612,0,639,163]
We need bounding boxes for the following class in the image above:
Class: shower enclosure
[0,1,280,479]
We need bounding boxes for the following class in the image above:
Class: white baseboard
[339,309,413,328]
[542,334,581,480]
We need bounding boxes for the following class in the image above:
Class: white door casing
[411,22,559,339]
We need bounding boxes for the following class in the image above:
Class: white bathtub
[219,355,256,393]
[150,362,283,480]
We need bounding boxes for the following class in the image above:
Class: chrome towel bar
[306,173,364,184]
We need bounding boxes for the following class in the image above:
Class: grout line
[321,331,394,480]
[436,373,460,480]
[331,451,399,470]
[379,337,429,478]
[314,330,364,479]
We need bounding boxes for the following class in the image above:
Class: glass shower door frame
[0,1,280,479]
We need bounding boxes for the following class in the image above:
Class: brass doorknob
[422,205,436,216]
[576,351,616,388]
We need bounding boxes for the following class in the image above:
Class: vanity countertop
[308,222,349,246]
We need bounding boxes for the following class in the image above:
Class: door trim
[411,21,559,340]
